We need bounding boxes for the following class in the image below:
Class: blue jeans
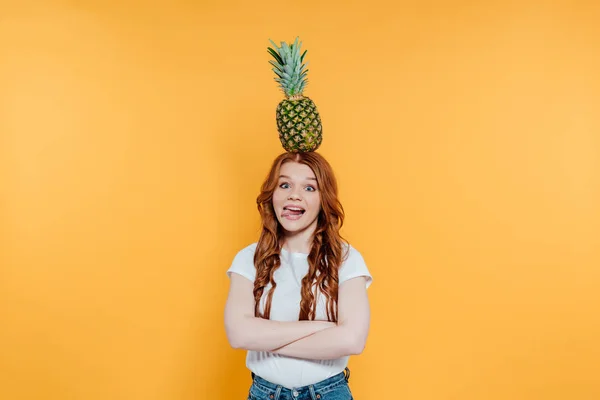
[248,367,353,400]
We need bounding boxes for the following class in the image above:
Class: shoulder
[339,242,365,266]
[339,242,373,288]
[236,242,258,257]
[226,242,258,282]
[342,242,362,261]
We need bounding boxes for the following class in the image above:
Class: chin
[277,215,317,233]
[279,221,305,233]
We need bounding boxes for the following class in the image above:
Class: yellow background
[1,1,599,399]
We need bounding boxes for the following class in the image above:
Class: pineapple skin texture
[276,96,323,152]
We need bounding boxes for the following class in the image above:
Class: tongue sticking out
[283,209,305,217]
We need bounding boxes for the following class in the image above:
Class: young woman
[224,151,373,400]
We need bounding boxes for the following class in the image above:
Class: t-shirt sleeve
[339,245,373,289]
[226,244,257,283]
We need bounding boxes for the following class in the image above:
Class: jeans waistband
[251,367,350,392]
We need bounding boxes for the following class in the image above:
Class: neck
[282,220,317,254]
[283,235,312,254]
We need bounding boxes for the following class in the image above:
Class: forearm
[226,316,335,352]
[271,325,363,360]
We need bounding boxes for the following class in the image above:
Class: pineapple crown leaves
[267,37,309,98]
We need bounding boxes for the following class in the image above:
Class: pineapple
[268,37,323,152]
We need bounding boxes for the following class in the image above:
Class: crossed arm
[224,273,370,360]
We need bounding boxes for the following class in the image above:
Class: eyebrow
[279,174,317,181]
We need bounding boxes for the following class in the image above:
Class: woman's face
[272,161,321,235]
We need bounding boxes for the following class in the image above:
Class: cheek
[309,197,321,213]
[272,191,285,208]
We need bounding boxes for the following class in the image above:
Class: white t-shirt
[226,242,373,389]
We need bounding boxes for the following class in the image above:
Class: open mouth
[282,206,305,219]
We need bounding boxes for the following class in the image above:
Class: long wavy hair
[254,151,348,322]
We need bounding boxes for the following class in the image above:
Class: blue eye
[278,182,317,192]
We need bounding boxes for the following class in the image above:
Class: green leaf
[268,39,280,51]
[268,60,283,73]
[300,50,307,63]
[267,48,284,65]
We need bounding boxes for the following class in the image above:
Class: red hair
[253,151,347,322]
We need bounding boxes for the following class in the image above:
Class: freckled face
[272,162,321,234]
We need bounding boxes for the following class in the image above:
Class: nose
[288,189,302,200]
